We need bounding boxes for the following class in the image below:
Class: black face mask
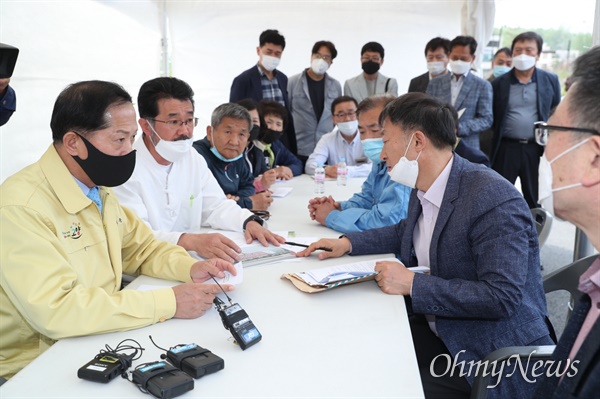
[249,124,260,142]
[260,128,282,145]
[361,60,381,75]
[72,133,136,187]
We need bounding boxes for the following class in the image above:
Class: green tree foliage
[496,27,592,52]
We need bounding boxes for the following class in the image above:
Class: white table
[1,175,424,399]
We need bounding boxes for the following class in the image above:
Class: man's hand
[226,193,240,201]
[189,258,237,283]
[374,261,415,295]
[250,191,273,210]
[244,221,286,246]
[308,196,329,220]
[178,233,241,263]
[295,237,351,260]
[274,166,293,180]
[0,78,10,95]
[313,201,337,225]
[172,283,233,319]
[260,169,277,190]
[325,165,338,178]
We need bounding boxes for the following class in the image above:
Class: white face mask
[337,120,358,136]
[149,123,192,163]
[449,60,471,75]
[311,58,329,75]
[538,137,590,217]
[427,61,446,76]
[261,55,280,72]
[388,133,422,189]
[512,54,536,71]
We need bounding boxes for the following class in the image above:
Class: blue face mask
[209,130,244,162]
[493,65,511,78]
[361,138,384,163]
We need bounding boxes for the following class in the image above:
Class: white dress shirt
[305,127,371,177]
[450,70,469,106]
[413,156,454,335]
[113,137,252,245]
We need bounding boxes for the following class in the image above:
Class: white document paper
[270,186,293,198]
[296,257,400,285]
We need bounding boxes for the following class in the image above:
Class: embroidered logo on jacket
[62,222,81,239]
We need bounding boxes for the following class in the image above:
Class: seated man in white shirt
[305,95,371,178]
[113,77,284,263]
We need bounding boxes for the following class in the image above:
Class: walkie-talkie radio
[209,273,262,350]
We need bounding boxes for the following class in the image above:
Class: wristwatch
[243,215,264,230]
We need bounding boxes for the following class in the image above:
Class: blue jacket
[193,138,255,209]
[0,84,16,127]
[246,139,303,177]
[490,67,561,163]
[534,292,600,398]
[229,65,297,155]
[426,72,493,148]
[325,162,411,233]
[346,154,553,398]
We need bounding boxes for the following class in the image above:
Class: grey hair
[568,46,600,134]
[356,94,397,118]
[210,103,252,129]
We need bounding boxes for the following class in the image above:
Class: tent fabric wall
[1,0,464,183]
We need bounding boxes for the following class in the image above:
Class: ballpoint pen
[284,241,333,252]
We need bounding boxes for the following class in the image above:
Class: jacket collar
[39,144,94,215]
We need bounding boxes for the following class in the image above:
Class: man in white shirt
[305,96,371,178]
[114,77,283,263]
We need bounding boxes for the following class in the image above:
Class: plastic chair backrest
[531,207,553,248]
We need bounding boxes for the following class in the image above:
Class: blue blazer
[426,72,493,148]
[346,154,552,398]
[534,293,600,398]
[229,65,297,155]
[490,68,561,163]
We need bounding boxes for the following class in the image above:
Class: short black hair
[361,42,385,59]
[259,29,286,50]
[450,36,477,55]
[51,80,132,143]
[258,100,288,130]
[331,95,359,116]
[379,93,457,150]
[236,98,259,112]
[569,46,600,133]
[494,47,512,59]
[312,40,338,60]
[137,77,195,119]
[512,31,543,55]
[425,37,451,56]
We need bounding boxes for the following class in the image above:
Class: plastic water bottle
[314,163,325,194]
[337,157,347,186]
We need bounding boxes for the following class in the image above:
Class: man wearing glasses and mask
[533,46,600,399]
[114,78,283,265]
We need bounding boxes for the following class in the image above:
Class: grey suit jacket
[288,70,342,157]
[343,72,398,104]
[427,72,493,148]
[346,154,552,398]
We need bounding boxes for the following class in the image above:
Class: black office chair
[531,207,553,248]
[469,253,600,399]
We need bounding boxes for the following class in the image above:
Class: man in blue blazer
[426,36,493,150]
[229,29,297,155]
[299,93,553,399]
[491,32,561,209]
[532,46,600,399]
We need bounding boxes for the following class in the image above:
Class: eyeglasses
[150,117,199,129]
[534,121,599,146]
[333,111,357,119]
[361,56,381,63]
[313,53,332,62]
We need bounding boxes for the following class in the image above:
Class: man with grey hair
[114,78,283,264]
[194,103,273,210]
[533,46,600,398]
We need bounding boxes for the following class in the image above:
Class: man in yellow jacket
[0,80,235,379]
